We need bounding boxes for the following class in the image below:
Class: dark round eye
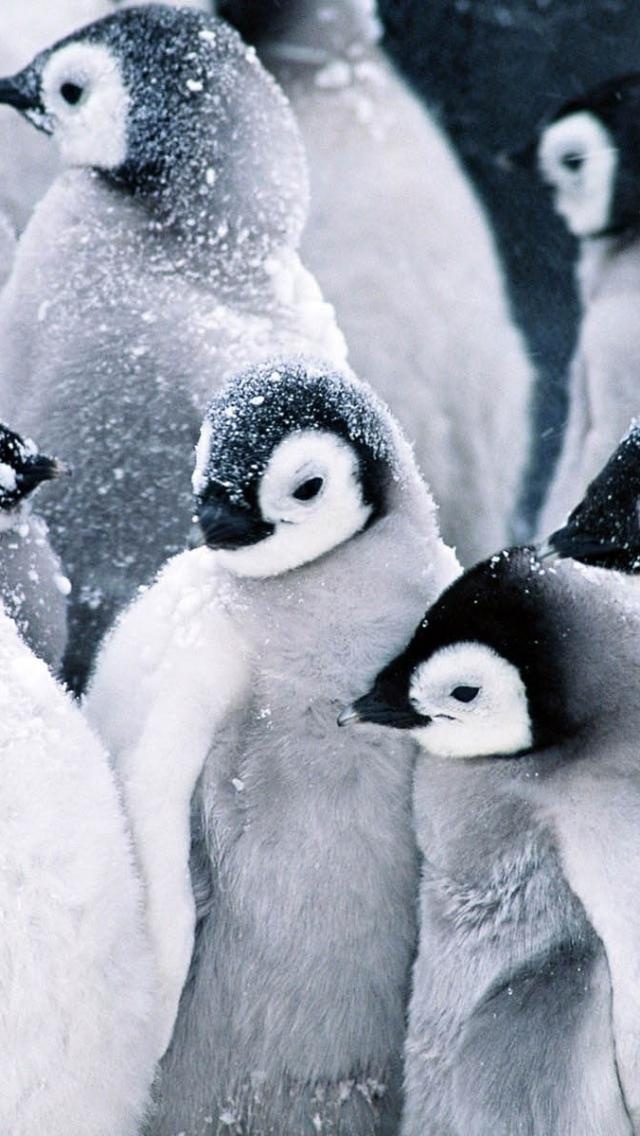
[451,685,480,703]
[292,476,324,502]
[60,82,84,106]
[561,152,584,172]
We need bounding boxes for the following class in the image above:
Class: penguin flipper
[452,931,632,1136]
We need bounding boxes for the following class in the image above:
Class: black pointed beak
[542,526,629,564]
[16,454,72,491]
[196,497,273,551]
[0,73,42,114]
[497,137,538,174]
[337,690,428,730]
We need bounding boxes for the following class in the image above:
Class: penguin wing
[85,547,253,1056]
[452,929,632,1136]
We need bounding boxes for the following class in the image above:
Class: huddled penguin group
[0,2,640,1134]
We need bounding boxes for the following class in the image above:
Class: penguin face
[533,74,640,238]
[193,361,394,578]
[339,549,580,756]
[544,423,640,571]
[0,423,69,519]
[538,112,617,238]
[37,41,129,169]
[406,642,532,759]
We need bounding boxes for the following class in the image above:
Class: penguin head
[543,422,640,572]
[192,359,396,578]
[0,423,70,521]
[0,6,307,244]
[535,74,640,238]
[339,548,582,759]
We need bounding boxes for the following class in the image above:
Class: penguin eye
[561,152,584,172]
[60,82,85,107]
[292,476,324,502]
[450,685,480,703]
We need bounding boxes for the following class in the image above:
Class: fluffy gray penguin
[85,358,460,1136]
[233,0,535,563]
[524,73,640,536]
[542,421,640,573]
[0,4,345,692]
[0,421,70,670]
[0,600,160,1133]
[341,547,640,1134]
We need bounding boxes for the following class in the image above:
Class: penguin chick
[0,4,345,693]
[0,421,70,671]
[228,0,535,563]
[0,600,160,1134]
[542,420,640,572]
[525,73,640,535]
[85,358,460,1136]
[342,547,640,1135]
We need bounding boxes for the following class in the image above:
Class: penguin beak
[541,527,629,564]
[0,71,44,116]
[196,498,274,550]
[16,454,72,490]
[496,138,538,174]
[337,690,428,730]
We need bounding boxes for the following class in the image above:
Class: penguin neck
[578,229,640,304]
[0,501,27,534]
[260,0,381,71]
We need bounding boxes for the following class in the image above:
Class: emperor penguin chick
[0,4,345,692]
[85,358,460,1136]
[343,548,640,1135]
[0,421,70,671]
[0,603,159,1134]
[529,73,640,535]
[237,0,534,562]
[542,421,640,574]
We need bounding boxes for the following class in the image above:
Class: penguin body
[344,549,640,1134]
[0,6,345,690]
[532,74,640,535]
[0,600,159,1135]
[86,359,459,1135]
[248,0,534,562]
[0,422,69,670]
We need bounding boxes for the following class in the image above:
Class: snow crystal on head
[30,6,308,253]
[195,358,398,508]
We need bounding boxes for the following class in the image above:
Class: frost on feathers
[85,358,460,1135]
[0,0,209,238]
[0,602,158,1135]
[257,0,534,564]
[0,5,346,691]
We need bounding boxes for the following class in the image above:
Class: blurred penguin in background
[0,422,70,671]
[85,358,459,1136]
[526,73,640,536]
[220,0,535,564]
[342,548,640,1135]
[0,4,346,692]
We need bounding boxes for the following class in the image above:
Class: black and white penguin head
[339,548,581,759]
[0,5,307,243]
[534,74,640,238]
[192,359,396,578]
[543,422,640,572]
[0,423,69,527]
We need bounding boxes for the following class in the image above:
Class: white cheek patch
[409,641,532,759]
[216,430,372,578]
[538,112,617,237]
[41,42,129,170]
